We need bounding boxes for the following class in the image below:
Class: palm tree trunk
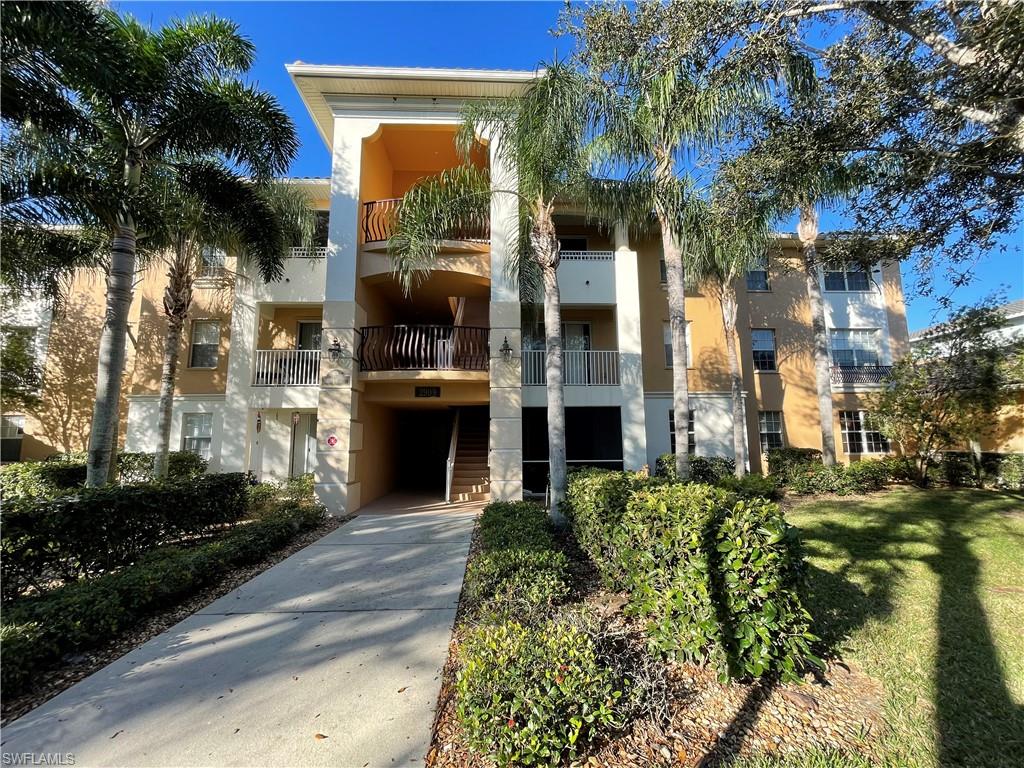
[720,286,747,477]
[86,223,137,486]
[532,204,567,526]
[659,211,691,481]
[154,248,194,479]
[798,204,837,466]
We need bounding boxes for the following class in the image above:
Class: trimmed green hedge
[764,448,823,485]
[1,473,250,601]
[116,451,207,484]
[937,451,1024,490]
[787,459,890,495]
[456,614,624,766]
[654,454,736,483]
[614,484,818,681]
[1,498,325,697]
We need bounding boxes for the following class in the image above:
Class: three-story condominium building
[1,66,912,512]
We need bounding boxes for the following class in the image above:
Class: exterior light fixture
[500,335,513,364]
[327,337,343,361]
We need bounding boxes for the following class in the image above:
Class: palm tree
[150,169,316,479]
[687,189,774,477]
[389,62,607,524]
[2,3,297,486]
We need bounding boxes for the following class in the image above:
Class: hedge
[937,451,1024,490]
[456,613,624,766]
[463,501,569,619]
[0,451,207,502]
[1,497,325,697]
[654,454,735,483]
[613,484,818,681]
[786,459,891,495]
[1,473,250,601]
[764,448,823,485]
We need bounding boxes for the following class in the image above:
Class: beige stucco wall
[256,307,323,350]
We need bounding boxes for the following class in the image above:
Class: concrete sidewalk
[0,496,480,768]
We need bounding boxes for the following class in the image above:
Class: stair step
[451,492,489,502]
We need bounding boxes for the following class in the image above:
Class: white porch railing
[288,246,328,259]
[252,349,321,386]
[560,250,614,261]
[521,349,620,386]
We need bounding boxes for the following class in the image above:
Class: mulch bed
[0,514,348,726]
[426,520,885,768]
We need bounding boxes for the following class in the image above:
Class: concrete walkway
[1,495,480,768]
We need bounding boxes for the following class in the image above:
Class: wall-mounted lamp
[327,337,344,361]
[500,335,514,364]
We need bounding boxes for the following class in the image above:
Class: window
[181,413,213,460]
[1,414,25,439]
[558,237,587,253]
[199,246,226,277]
[659,259,667,284]
[746,254,770,291]
[668,410,696,455]
[831,329,880,367]
[663,322,692,367]
[751,329,777,371]
[758,411,784,452]
[840,410,890,454]
[189,321,220,368]
[824,262,871,291]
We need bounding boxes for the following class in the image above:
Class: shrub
[479,500,553,551]
[613,483,817,681]
[997,454,1024,490]
[765,448,823,485]
[878,455,915,483]
[565,469,655,588]
[787,461,890,495]
[654,454,735,484]
[1,473,250,601]
[845,459,891,491]
[464,549,569,618]
[0,459,86,501]
[718,472,783,501]
[247,482,279,516]
[455,613,624,766]
[0,499,324,696]
[117,451,207,484]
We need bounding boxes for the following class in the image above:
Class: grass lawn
[740,487,1023,768]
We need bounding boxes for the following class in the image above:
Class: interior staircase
[449,408,490,503]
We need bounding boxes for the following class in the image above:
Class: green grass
[760,487,1024,768]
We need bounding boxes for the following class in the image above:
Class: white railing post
[445,410,460,503]
[251,349,322,386]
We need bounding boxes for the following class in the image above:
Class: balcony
[362,198,489,245]
[358,325,488,372]
[522,349,620,386]
[830,365,893,386]
[252,349,321,386]
[288,245,328,259]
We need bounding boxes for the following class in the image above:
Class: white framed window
[199,246,226,277]
[1,414,25,439]
[751,328,777,371]
[663,322,693,368]
[181,412,213,460]
[758,411,784,452]
[824,262,871,292]
[189,320,220,368]
[668,410,696,455]
[831,329,880,367]
[840,410,890,454]
[746,253,770,292]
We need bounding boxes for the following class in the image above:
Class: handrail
[252,349,321,386]
[362,198,489,243]
[521,349,620,386]
[288,245,328,259]
[445,410,460,504]
[358,325,489,371]
[560,250,614,261]
[830,365,893,385]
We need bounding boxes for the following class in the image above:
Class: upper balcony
[361,198,489,251]
[357,324,489,375]
[830,364,893,388]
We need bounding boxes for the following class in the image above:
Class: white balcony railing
[288,246,328,259]
[522,349,620,386]
[252,349,321,386]
[560,250,614,261]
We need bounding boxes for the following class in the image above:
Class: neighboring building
[1,65,912,513]
[909,298,1024,454]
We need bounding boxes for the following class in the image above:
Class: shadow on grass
[791,488,1024,768]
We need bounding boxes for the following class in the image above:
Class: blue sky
[117,1,1022,332]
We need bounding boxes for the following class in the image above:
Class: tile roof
[909,298,1024,340]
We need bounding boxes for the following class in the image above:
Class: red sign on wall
[326,434,338,448]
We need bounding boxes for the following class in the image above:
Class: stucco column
[315,117,379,514]
[220,279,259,473]
[488,134,523,501]
[614,222,648,470]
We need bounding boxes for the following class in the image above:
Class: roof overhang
[286,64,540,150]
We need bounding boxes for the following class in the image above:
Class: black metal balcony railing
[830,365,893,385]
[361,198,489,243]
[358,325,488,372]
